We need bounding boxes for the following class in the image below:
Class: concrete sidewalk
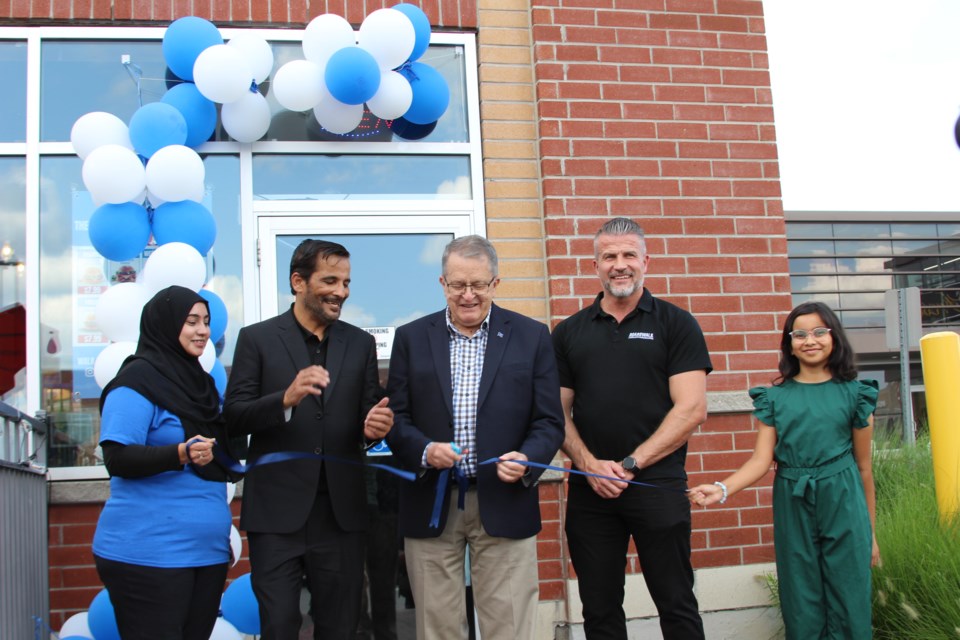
[566,606,784,640]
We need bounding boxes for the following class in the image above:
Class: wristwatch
[621,456,637,470]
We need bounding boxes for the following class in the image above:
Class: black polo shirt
[552,289,712,480]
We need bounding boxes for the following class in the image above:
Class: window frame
[0,25,483,480]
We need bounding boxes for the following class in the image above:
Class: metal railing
[0,401,50,640]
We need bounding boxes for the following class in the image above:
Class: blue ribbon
[196,440,416,482]
[428,465,471,528]
[477,457,688,493]
[427,456,688,529]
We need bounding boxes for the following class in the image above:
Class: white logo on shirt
[628,331,654,340]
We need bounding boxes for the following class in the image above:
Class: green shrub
[872,436,960,639]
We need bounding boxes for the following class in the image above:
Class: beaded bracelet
[714,481,728,504]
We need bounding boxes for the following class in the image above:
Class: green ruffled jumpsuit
[750,378,878,640]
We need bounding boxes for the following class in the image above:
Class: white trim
[256,214,473,323]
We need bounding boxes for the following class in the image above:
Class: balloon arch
[64,6,447,639]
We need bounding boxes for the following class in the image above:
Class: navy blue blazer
[385,303,564,539]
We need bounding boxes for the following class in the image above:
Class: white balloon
[226,481,236,504]
[366,70,414,120]
[271,60,325,112]
[303,13,356,66]
[82,145,146,205]
[71,112,133,160]
[145,145,205,203]
[221,91,271,143]
[209,617,244,640]
[193,44,253,104]
[199,340,216,372]
[313,97,363,135]
[94,341,137,389]
[229,525,242,567]
[227,34,274,84]
[142,242,207,293]
[358,8,416,70]
[59,611,93,639]
[146,189,166,210]
[95,283,151,343]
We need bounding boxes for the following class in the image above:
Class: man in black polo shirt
[552,217,712,640]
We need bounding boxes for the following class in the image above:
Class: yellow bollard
[919,331,960,522]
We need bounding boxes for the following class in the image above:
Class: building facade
[4,0,947,636]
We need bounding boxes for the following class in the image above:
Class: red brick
[691,547,741,568]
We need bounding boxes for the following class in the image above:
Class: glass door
[256,213,474,638]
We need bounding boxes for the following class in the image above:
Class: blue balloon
[221,573,261,635]
[88,589,121,640]
[89,203,151,262]
[393,3,431,62]
[161,83,218,148]
[199,288,228,344]
[162,16,223,82]
[209,358,227,397]
[151,200,217,256]
[129,102,188,159]
[325,46,381,106]
[390,117,437,141]
[398,62,449,125]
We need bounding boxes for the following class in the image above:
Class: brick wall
[529,0,788,579]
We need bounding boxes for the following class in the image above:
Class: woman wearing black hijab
[92,285,234,640]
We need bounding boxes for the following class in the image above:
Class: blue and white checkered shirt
[446,307,489,478]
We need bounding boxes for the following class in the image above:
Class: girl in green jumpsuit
[688,301,879,639]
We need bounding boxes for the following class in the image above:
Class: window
[5,25,481,478]
[786,220,960,328]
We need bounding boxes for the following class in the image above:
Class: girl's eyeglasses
[789,327,831,341]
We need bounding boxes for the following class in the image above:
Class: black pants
[248,491,366,640]
[565,479,704,640]
[94,555,228,640]
[362,510,399,640]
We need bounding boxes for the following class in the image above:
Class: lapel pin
[497,331,504,338]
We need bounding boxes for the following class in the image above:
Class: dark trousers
[248,491,366,640]
[362,511,399,640]
[565,479,704,640]
[94,555,228,640]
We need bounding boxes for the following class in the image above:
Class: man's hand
[283,365,330,409]
[496,451,528,483]
[363,397,394,440]
[584,458,633,499]
[426,442,465,470]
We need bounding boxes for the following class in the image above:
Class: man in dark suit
[224,239,394,640]
[386,235,564,640]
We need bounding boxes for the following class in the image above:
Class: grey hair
[593,217,645,256]
[442,235,499,278]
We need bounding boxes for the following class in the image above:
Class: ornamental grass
[871,434,960,639]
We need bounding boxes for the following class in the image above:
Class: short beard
[604,280,642,299]
[305,296,342,325]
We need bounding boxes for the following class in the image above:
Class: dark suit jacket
[385,304,564,539]
[224,309,382,534]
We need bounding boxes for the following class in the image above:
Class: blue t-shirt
[92,387,231,568]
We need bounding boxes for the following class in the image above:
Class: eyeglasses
[444,277,496,295]
[789,327,831,341]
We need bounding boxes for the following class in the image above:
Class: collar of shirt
[589,288,653,322]
[444,306,492,338]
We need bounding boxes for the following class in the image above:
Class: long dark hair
[775,301,857,384]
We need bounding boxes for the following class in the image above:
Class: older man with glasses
[385,234,564,640]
